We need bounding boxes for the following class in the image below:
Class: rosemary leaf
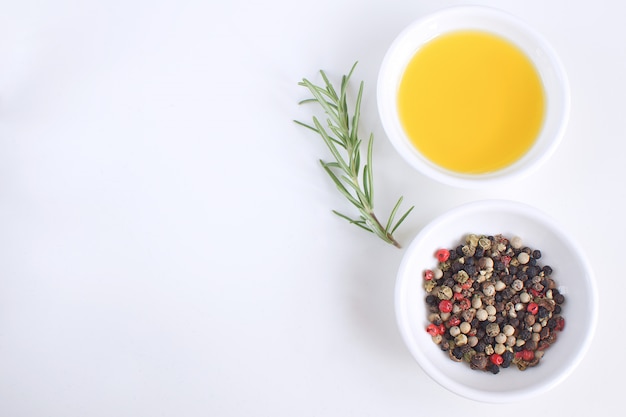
[296,63,414,248]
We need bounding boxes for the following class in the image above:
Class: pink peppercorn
[439,299,453,313]
[447,316,461,327]
[490,353,503,366]
[461,279,473,290]
[527,302,539,315]
[435,249,450,262]
[426,324,439,336]
[424,270,434,281]
[521,349,535,361]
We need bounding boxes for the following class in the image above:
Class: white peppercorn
[449,326,461,337]
[510,236,523,249]
[520,292,531,303]
[476,308,488,321]
[495,332,507,344]
[503,324,515,336]
[485,305,496,316]
[494,281,506,292]
[506,335,516,347]
[460,321,471,334]
[483,284,496,297]
[433,267,443,279]
[468,336,479,347]
[472,295,483,309]
[455,334,468,346]
[532,322,542,333]
[494,343,506,355]
[517,252,530,265]
[511,279,524,292]
[432,334,442,344]
[484,344,495,355]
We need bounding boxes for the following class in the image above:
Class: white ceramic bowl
[395,200,597,403]
[377,6,570,188]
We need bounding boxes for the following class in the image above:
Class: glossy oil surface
[398,31,545,174]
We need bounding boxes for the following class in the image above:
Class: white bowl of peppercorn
[395,200,598,403]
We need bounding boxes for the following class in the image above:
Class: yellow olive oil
[397,31,545,174]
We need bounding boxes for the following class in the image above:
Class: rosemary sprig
[295,62,414,248]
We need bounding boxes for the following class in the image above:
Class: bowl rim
[377,5,571,188]
[394,199,598,402]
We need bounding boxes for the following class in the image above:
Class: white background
[0,0,619,415]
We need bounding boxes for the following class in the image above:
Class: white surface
[377,6,570,187]
[395,200,597,403]
[0,0,619,415]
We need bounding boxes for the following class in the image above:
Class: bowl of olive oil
[378,6,569,188]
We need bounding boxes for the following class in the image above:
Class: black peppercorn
[547,318,557,329]
[519,329,532,341]
[494,261,505,271]
[537,306,550,319]
[554,305,562,314]
[532,249,542,259]
[542,265,553,275]
[509,265,518,275]
[474,246,485,258]
[527,266,539,277]
[464,264,477,275]
[426,295,438,306]
[502,275,513,285]
[455,245,464,256]
[475,341,486,353]
[554,293,565,305]
[452,347,464,359]
[489,364,500,374]
[502,350,514,366]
